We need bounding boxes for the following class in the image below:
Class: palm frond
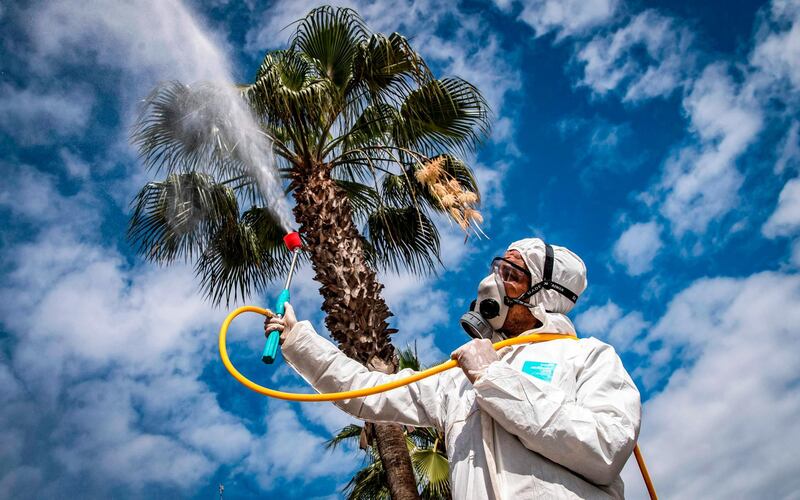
[254,49,311,90]
[381,172,418,207]
[335,178,380,222]
[196,207,288,306]
[248,50,330,124]
[436,154,479,193]
[247,50,338,160]
[408,427,442,450]
[325,423,364,451]
[395,78,491,157]
[350,32,432,101]
[132,81,267,185]
[412,448,451,499]
[359,154,480,217]
[365,206,441,275]
[335,103,399,155]
[128,172,238,263]
[345,451,390,500]
[291,6,368,88]
[397,345,421,371]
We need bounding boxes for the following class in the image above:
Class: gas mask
[460,244,580,340]
[459,273,509,340]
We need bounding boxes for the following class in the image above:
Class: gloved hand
[451,338,499,383]
[264,302,298,345]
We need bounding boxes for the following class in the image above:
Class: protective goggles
[491,257,531,298]
[492,245,580,305]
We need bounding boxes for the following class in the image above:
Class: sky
[1,0,799,498]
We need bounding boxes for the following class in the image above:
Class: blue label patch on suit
[521,361,557,382]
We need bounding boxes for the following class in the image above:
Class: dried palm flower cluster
[415,157,485,237]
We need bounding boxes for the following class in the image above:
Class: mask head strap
[544,243,555,282]
[514,243,579,305]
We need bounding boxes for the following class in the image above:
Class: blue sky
[1,0,799,498]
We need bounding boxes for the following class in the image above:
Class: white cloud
[576,10,694,102]
[621,271,800,498]
[762,177,800,238]
[473,160,511,214]
[419,30,520,119]
[575,300,621,333]
[684,66,762,147]
[241,400,358,490]
[0,163,100,228]
[0,181,357,497]
[492,117,516,145]
[378,271,450,364]
[17,0,294,228]
[658,63,762,237]
[50,379,218,490]
[589,121,625,150]
[0,84,95,145]
[774,120,800,174]
[510,0,619,40]
[575,300,648,350]
[25,0,232,84]
[750,0,800,93]
[0,226,248,495]
[613,221,663,276]
[59,148,92,180]
[640,1,800,243]
[608,310,648,349]
[791,239,800,268]
[300,402,361,434]
[574,0,799,249]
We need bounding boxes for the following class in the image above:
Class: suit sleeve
[472,341,641,485]
[280,321,446,430]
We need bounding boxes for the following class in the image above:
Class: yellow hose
[219,305,657,499]
[219,305,575,401]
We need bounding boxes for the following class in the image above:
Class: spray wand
[261,231,303,364]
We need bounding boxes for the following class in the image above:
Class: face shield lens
[491,257,531,298]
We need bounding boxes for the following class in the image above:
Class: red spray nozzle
[283,231,302,252]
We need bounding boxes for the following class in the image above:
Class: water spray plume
[139,80,296,234]
[204,85,295,232]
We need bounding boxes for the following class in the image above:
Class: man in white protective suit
[265,238,641,499]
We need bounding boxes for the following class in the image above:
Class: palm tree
[326,347,451,499]
[128,6,489,498]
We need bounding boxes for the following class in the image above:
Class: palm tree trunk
[373,422,418,499]
[292,165,420,500]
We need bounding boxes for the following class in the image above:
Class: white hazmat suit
[280,239,641,499]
